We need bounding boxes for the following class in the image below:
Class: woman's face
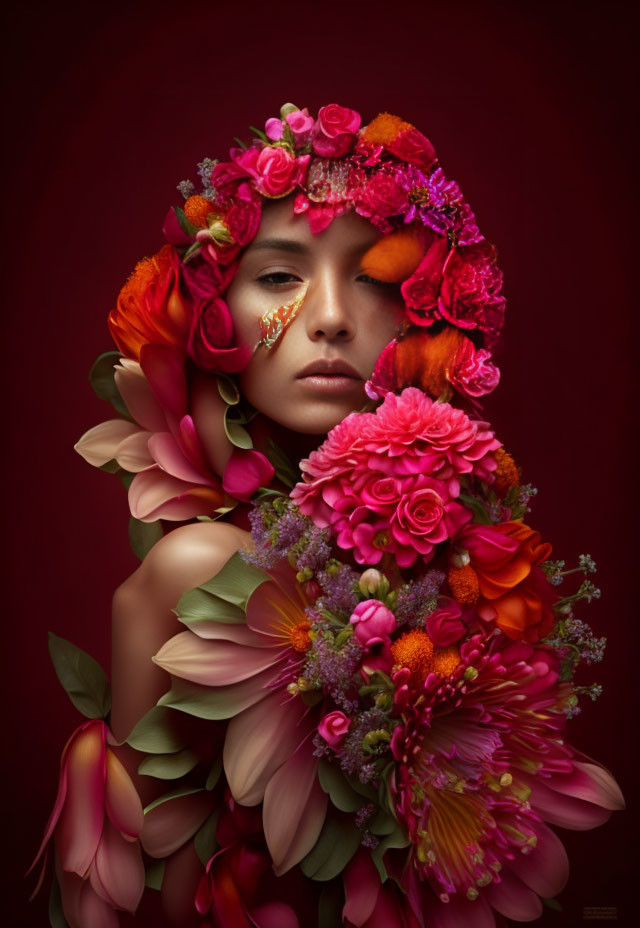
[226,198,405,434]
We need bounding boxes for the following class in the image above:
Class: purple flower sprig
[394,570,445,628]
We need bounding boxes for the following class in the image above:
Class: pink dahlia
[390,634,624,927]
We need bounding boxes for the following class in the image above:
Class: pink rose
[254,146,308,197]
[425,598,468,646]
[350,599,396,646]
[396,487,446,539]
[318,711,351,748]
[449,343,501,398]
[187,295,252,372]
[286,108,314,144]
[312,104,361,157]
[355,172,408,219]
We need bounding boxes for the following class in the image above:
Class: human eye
[256,271,303,287]
[356,273,400,290]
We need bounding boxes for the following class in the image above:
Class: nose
[303,266,355,342]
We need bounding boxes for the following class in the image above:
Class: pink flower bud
[350,599,396,646]
[318,710,351,748]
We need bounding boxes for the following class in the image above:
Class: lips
[296,358,362,380]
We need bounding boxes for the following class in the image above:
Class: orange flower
[108,244,192,360]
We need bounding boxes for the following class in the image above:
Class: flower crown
[108,103,505,403]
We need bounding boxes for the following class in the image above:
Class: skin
[111,202,404,816]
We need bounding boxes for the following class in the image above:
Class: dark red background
[2,1,637,925]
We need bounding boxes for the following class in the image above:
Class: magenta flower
[349,599,397,647]
[390,635,624,927]
[318,711,351,748]
[312,103,361,157]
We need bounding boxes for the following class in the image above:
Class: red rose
[312,104,361,157]
[187,295,251,373]
[355,172,408,219]
[224,182,262,245]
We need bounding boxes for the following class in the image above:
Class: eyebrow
[249,238,309,254]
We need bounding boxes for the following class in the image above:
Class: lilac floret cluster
[316,563,360,617]
[305,629,362,713]
[394,570,445,627]
[338,707,392,784]
[242,499,332,574]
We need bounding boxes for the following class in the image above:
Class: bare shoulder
[115,521,252,608]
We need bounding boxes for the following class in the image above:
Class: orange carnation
[108,244,192,361]
[360,226,428,284]
[394,328,475,400]
[493,448,519,496]
[184,195,216,228]
[363,112,413,146]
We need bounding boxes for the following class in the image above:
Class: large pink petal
[424,891,495,928]
[483,869,542,922]
[343,849,381,926]
[104,748,143,838]
[159,668,281,719]
[28,730,74,875]
[154,631,283,685]
[263,739,328,875]
[505,821,569,898]
[523,773,613,829]
[140,344,187,420]
[245,578,307,640]
[224,691,311,806]
[249,901,300,928]
[74,420,143,467]
[57,863,119,928]
[148,431,210,484]
[56,722,106,877]
[128,468,223,522]
[550,761,624,810]
[178,414,210,473]
[181,619,264,646]
[115,361,167,432]
[141,791,214,858]
[363,885,405,928]
[90,819,144,912]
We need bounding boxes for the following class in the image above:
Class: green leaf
[176,587,246,628]
[99,458,121,474]
[318,881,344,928]
[205,756,223,790]
[128,516,163,560]
[318,760,364,813]
[48,632,111,720]
[157,674,266,720]
[138,748,199,779]
[459,493,493,525]
[173,206,200,237]
[145,859,165,891]
[216,375,240,406]
[194,809,220,865]
[89,351,130,418]
[223,408,253,449]
[344,774,377,803]
[126,706,186,754]
[49,874,70,928]
[198,552,268,609]
[371,821,410,883]
[542,897,563,912]
[232,136,248,150]
[118,470,135,491]
[143,786,204,815]
[249,125,269,142]
[300,815,361,881]
[369,808,398,836]
[266,438,298,489]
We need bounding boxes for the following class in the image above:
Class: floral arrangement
[30,103,623,928]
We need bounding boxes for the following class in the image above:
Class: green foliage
[205,756,223,790]
[198,552,268,609]
[89,351,130,418]
[48,875,70,928]
[194,810,220,865]
[128,517,163,560]
[371,821,410,883]
[144,860,165,891]
[318,760,364,813]
[216,375,240,406]
[158,675,264,720]
[266,438,299,489]
[223,407,253,449]
[126,706,186,753]
[48,632,111,720]
[138,748,199,779]
[143,786,204,816]
[301,814,361,881]
[174,206,200,237]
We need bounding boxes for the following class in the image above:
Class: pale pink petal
[524,773,613,829]
[128,468,223,522]
[104,748,144,838]
[224,691,311,806]
[178,414,210,473]
[159,667,282,719]
[56,722,106,877]
[153,631,283,685]
[249,901,300,928]
[141,791,214,858]
[74,420,142,467]
[263,740,328,875]
[113,430,154,472]
[343,849,381,926]
[57,864,119,928]
[148,432,210,484]
[505,821,569,898]
[92,819,145,912]
[28,737,73,875]
[245,579,307,639]
[115,362,167,432]
[181,620,264,645]
[483,869,543,921]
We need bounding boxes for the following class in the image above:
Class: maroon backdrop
[3,2,637,925]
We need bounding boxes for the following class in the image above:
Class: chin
[280,404,360,435]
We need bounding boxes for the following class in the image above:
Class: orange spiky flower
[448,564,480,605]
[395,328,474,400]
[492,448,520,496]
[184,195,216,228]
[363,112,414,146]
[360,225,429,284]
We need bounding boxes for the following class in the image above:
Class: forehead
[248,197,382,254]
